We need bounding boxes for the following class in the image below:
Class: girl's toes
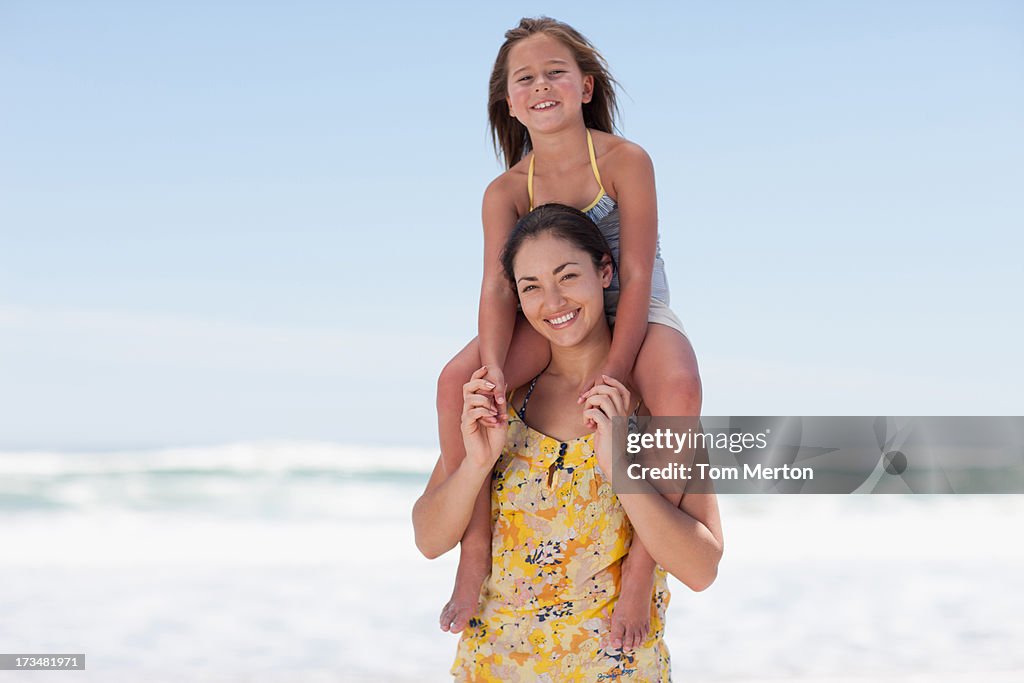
[607,618,625,650]
[626,624,640,650]
[450,607,472,633]
[439,601,456,632]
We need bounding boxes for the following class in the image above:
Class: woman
[413,204,723,681]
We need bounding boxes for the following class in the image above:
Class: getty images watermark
[610,417,1024,494]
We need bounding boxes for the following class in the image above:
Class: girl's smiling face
[512,233,611,348]
[505,33,594,133]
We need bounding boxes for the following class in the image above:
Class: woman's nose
[543,289,566,310]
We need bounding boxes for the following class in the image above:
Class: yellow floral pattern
[451,407,672,681]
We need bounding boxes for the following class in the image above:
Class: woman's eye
[521,284,537,293]
[560,273,577,281]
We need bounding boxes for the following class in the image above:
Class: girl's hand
[461,366,509,470]
[582,375,631,479]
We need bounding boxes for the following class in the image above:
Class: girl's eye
[549,70,565,76]
[518,75,532,82]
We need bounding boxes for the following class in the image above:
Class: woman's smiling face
[513,233,611,347]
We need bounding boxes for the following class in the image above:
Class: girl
[432,17,702,651]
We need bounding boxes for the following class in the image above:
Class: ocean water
[1,442,1023,682]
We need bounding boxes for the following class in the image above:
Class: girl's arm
[603,143,659,383]
[414,181,520,557]
[477,177,522,408]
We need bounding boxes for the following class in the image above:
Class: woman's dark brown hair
[488,17,620,169]
[501,203,616,290]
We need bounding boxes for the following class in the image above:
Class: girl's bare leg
[436,336,490,634]
[609,323,701,650]
[437,314,550,633]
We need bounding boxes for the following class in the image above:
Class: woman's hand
[577,363,629,409]
[582,374,631,479]
[462,366,509,470]
[480,364,508,425]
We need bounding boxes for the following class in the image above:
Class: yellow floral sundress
[452,382,672,682]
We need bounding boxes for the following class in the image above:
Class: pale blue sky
[2,1,1022,449]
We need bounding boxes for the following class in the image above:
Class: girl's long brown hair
[488,17,620,169]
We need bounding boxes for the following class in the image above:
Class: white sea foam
[1,445,1023,680]
[0,441,436,476]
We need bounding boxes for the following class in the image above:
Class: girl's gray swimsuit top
[584,192,671,304]
[528,129,671,304]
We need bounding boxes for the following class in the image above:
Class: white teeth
[533,101,556,109]
[548,310,577,325]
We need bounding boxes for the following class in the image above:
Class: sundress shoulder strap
[518,374,542,420]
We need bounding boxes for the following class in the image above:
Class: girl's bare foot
[439,592,478,634]
[608,557,654,650]
[440,544,490,633]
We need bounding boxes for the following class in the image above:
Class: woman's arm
[585,378,724,590]
[412,453,494,559]
[604,143,658,381]
[413,367,508,559]
[617,487,723,592]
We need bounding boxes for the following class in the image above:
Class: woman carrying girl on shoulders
[414,203,722,680]
[428,17,703,652]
